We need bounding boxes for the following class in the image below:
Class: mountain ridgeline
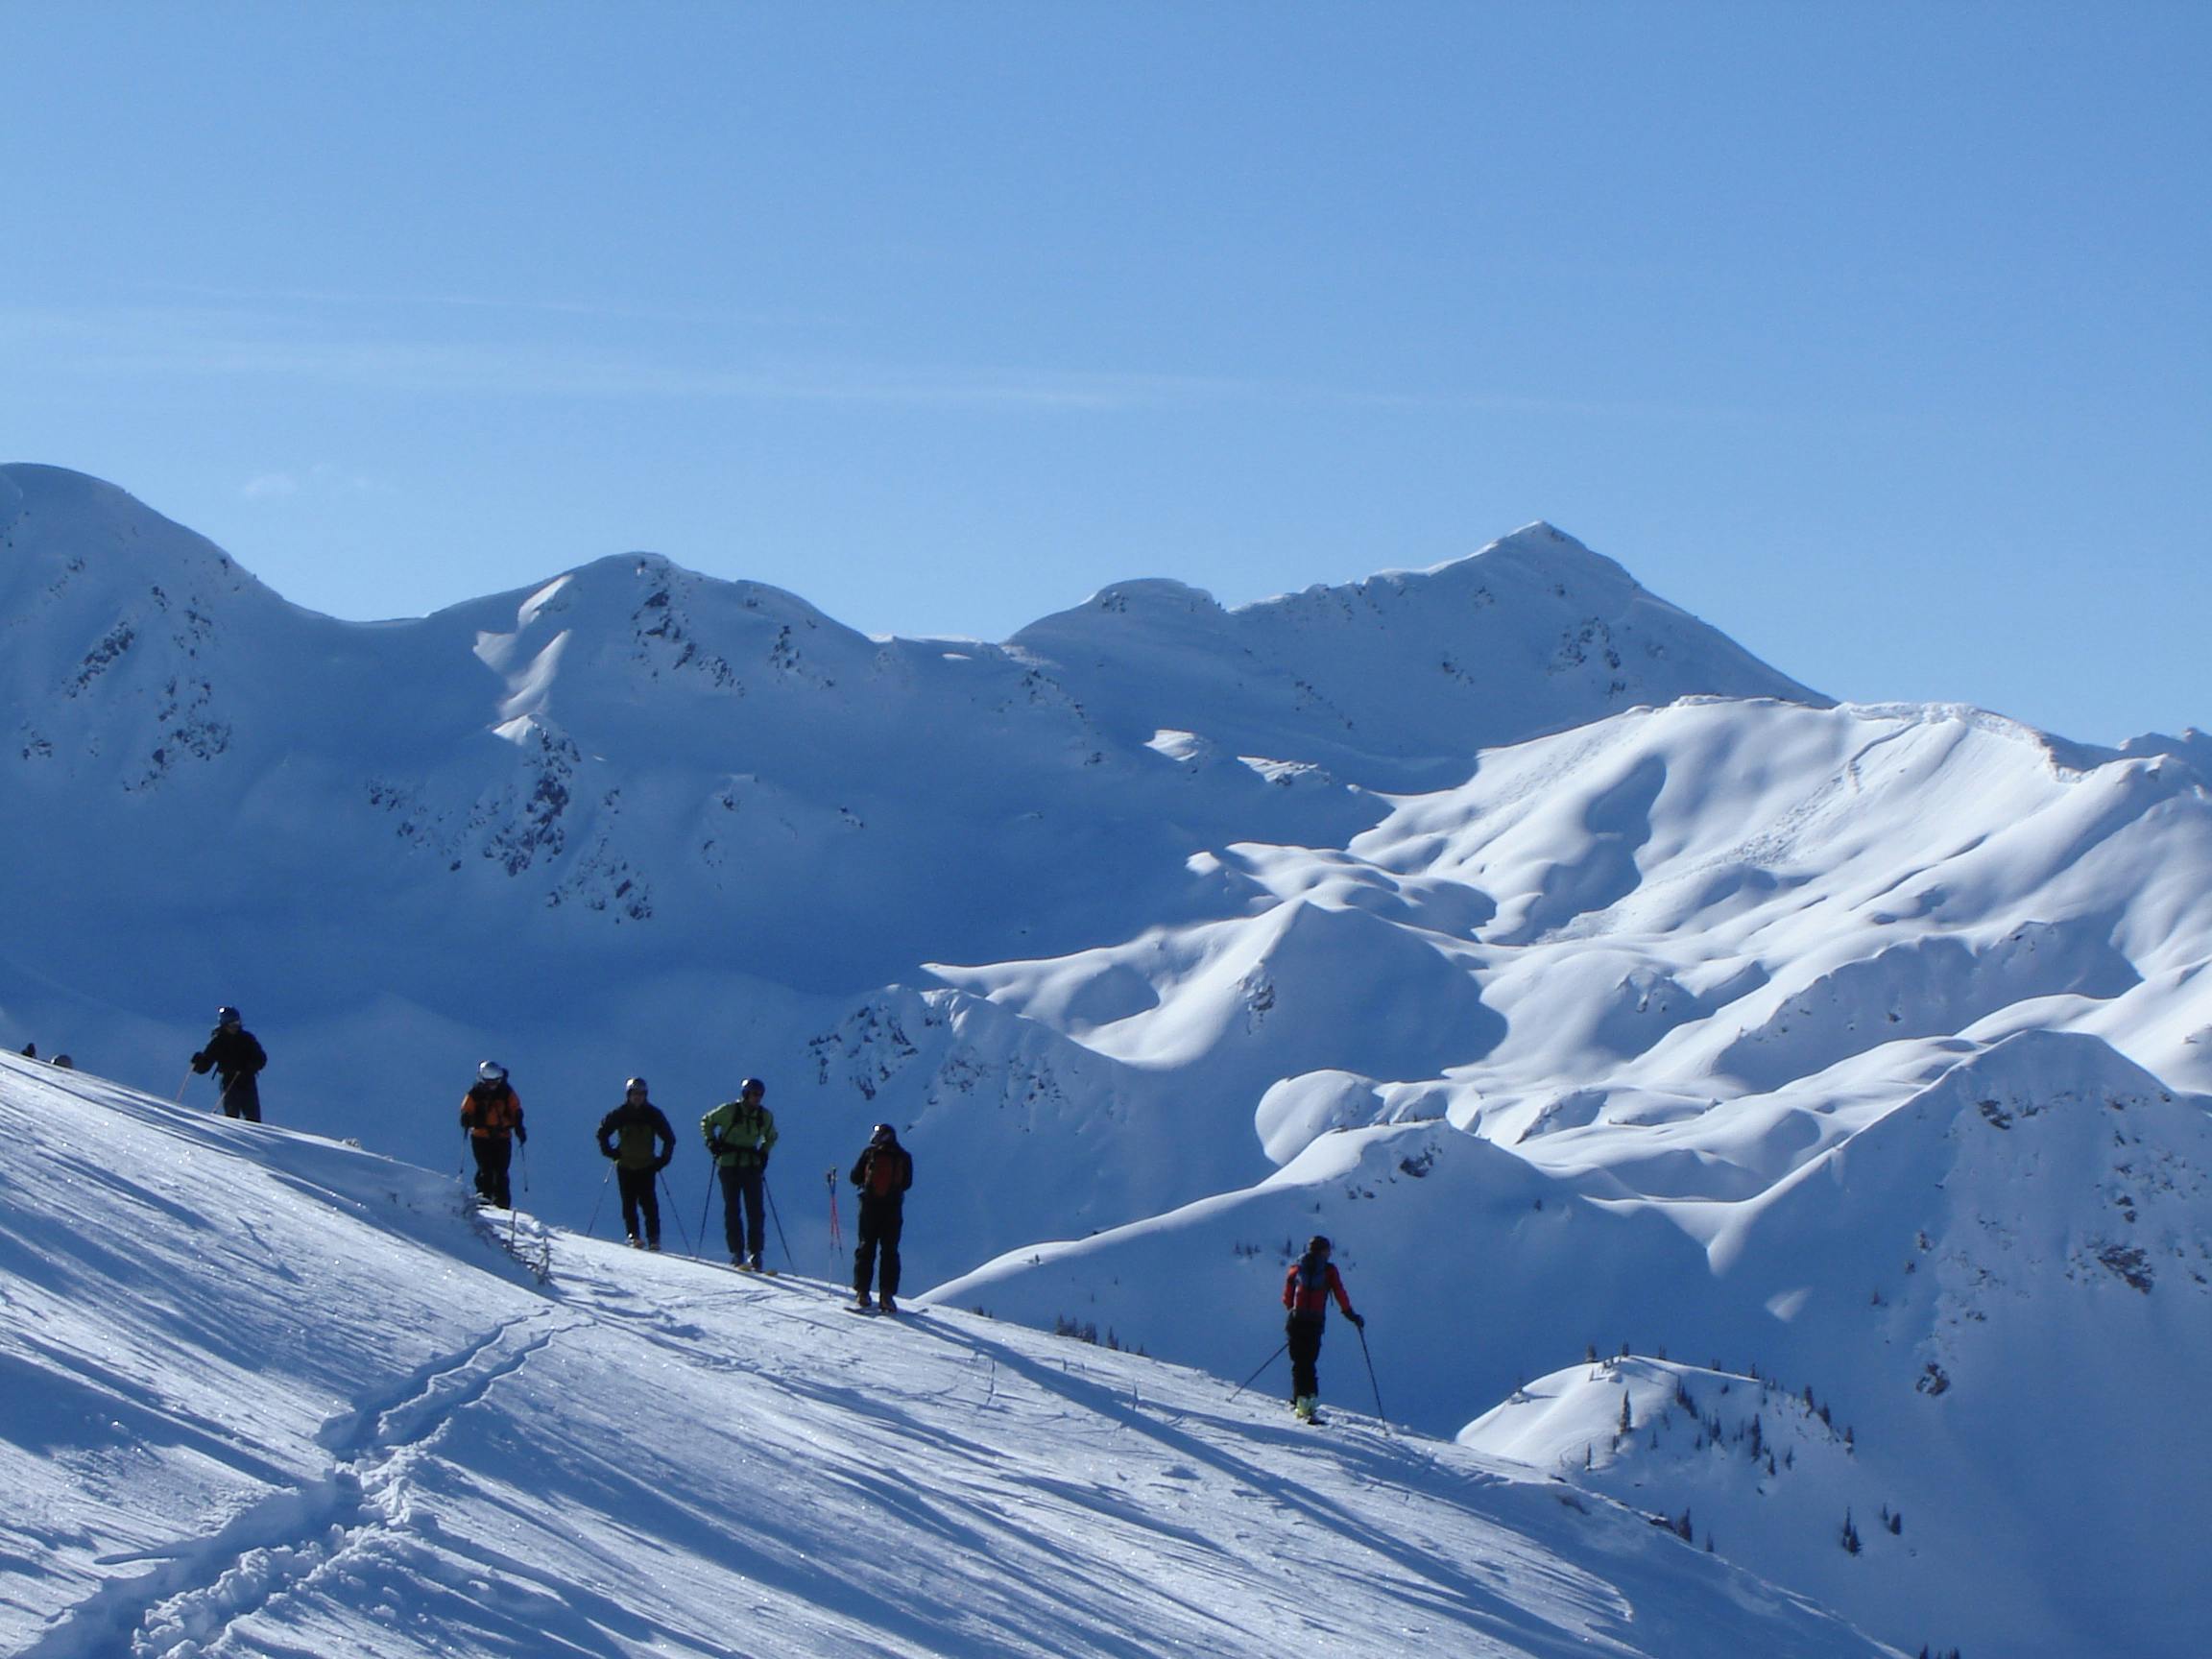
[6,462,2211,1657]
[1,464,1820,983]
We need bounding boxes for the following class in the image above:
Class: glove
[707,1136,728,1159]
[516,1125,527,1144]
[190,1052,210,1073]
[601,1146,617,1160]
[1350,1312,1366,1330]
[653,1156,672,1172]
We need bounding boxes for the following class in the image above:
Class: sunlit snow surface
[9,463,2212,1655]
[0,1059,1891,1659]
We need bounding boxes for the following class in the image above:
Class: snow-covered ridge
[0,1055,1898,1658]
[8,462,2212,1656]
[940,1031,2212,1659]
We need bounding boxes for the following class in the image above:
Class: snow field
[0,1057,1898,1658]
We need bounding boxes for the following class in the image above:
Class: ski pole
[174,1067,197,1104]
[1356,1322,1391,1437]
[826,1167,843,1281]
[586,1164,613,1237]
[517,1138,530,1195]
[1229,1341,1289,1404]
[657,1169,696,1256]
[697,1167,717,1262]
[763,1174,793,1271]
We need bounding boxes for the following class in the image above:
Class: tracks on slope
[24,1308,577,1659]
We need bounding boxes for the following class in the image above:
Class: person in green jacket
[702,1077,779,1270]
[596,1077,676,1249]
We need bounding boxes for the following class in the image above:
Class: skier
[459,1061,526,1208]
[191,1006,268,1122]
[848,1122,913,1313]
[596,1077,675,1249]
[1282,1235,1362,1424]
[701,1077,778,1270]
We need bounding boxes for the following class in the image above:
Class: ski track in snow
[23,1310,575,1659]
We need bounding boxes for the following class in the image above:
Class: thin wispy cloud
[1,296,1731,423]
[144,279,819,331]
[237,462,377,503]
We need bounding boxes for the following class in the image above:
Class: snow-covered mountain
[5,462,2208,1655]
[1,1054,1898,1658]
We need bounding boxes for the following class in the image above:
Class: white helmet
[477,1061,507,1083]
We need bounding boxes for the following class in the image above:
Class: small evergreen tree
[1840,1510,1862,1554]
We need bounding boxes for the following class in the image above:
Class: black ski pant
[854,1198,903,1300]
[1286,1315,1326,1401]
[616,1166,661,1245]
[470,1137,514,1208]
[719,1165,766,1262]
[218,1072,262,1123]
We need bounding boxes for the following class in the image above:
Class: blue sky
[4,2,2205,744]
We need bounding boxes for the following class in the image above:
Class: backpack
[861,1145,909,1198]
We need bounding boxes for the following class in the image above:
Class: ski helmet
[739,1076,766,1098]
[870,1122,895,1144]
[625,1076,648,1094]
[216,1006,242,1027]
[477,1061,507,1083]
[1308,1235,1333,1256]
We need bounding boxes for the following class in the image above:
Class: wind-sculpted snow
[9,463,2212,1655]
[0,1057,1902,1659]
[940,1031,2212,1659]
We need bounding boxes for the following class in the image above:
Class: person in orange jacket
[1282,1235,1362,1423]
[459,1061,526,1208]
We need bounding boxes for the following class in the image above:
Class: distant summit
[1014,519,1827,789]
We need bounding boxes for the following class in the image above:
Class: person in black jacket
[849,1123,914,1313]
[595,1077,676,1249]
[191,1006,268,1122]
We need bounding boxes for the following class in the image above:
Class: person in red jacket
[459,1061,526,1208]
[1282,1235,1362,1423]
[849,1123,914,1313]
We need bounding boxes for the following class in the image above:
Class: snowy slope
[0,463,1829,1285]
[0,1054,1901,1659]
[932,1031,2212,1659]
[8,463,2211,1655]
